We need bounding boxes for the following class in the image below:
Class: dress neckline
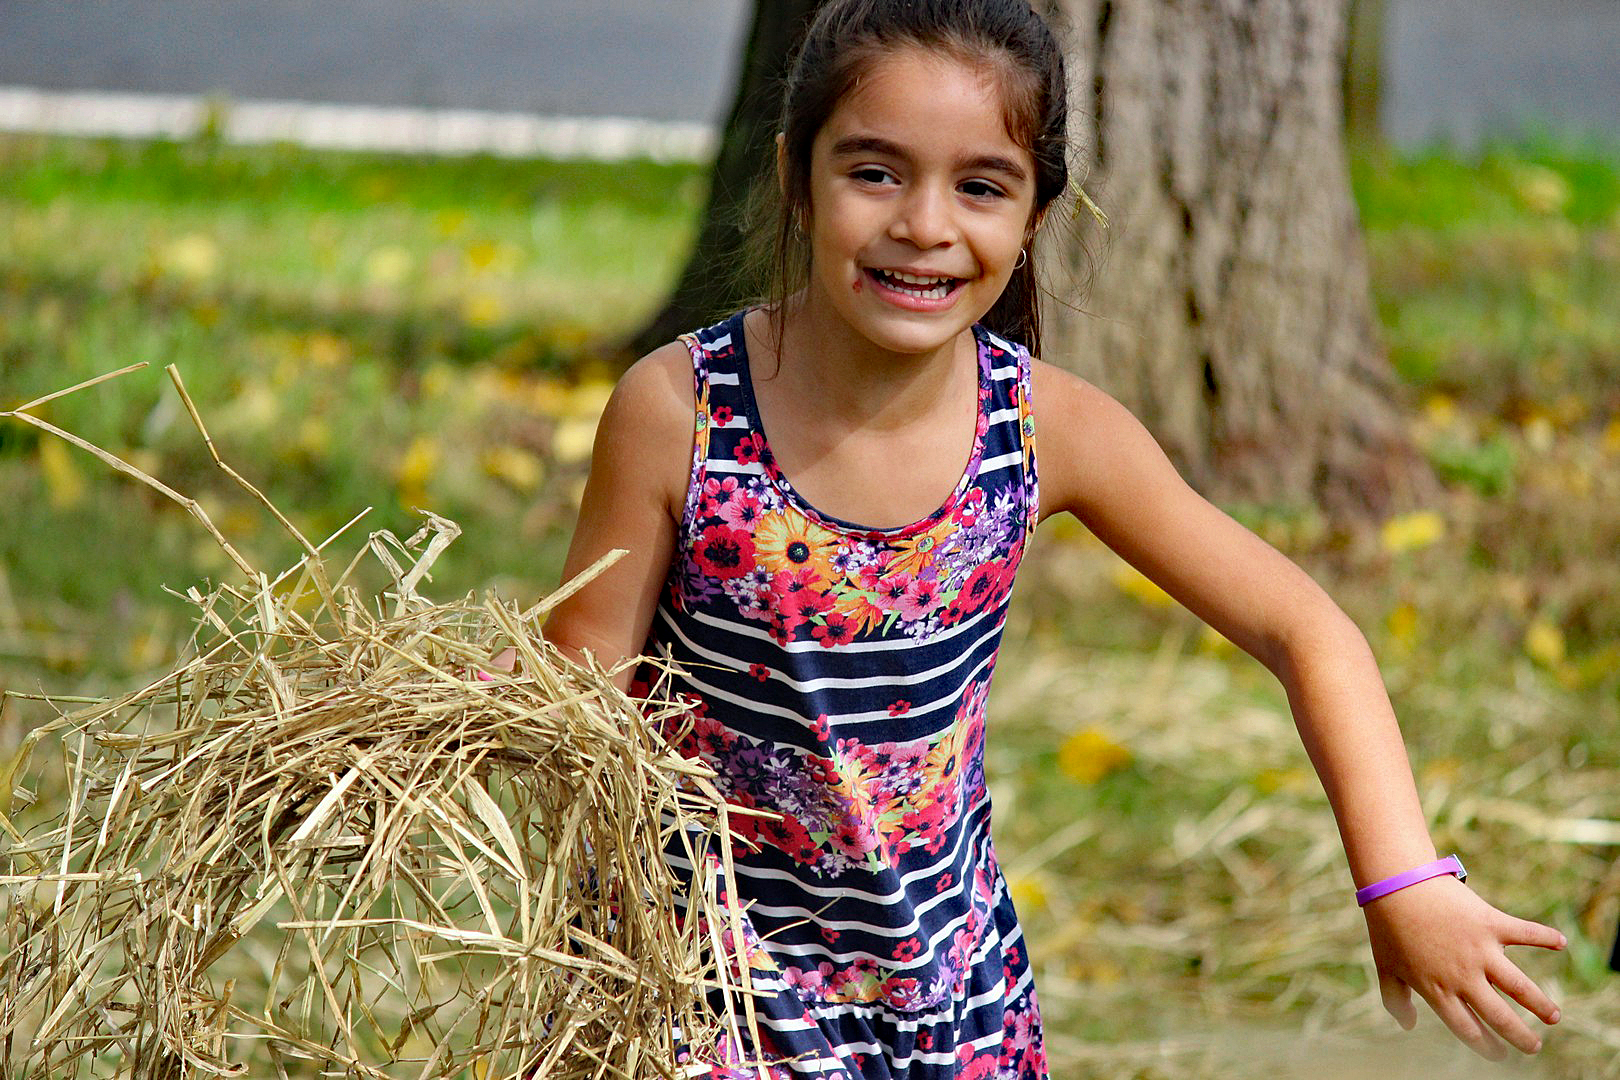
[731,309,991,539]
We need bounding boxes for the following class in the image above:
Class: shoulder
[591,339,698,520]
[1029,359,1182,523]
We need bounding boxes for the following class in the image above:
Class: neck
[763,291,975,430]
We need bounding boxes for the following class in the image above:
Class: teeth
[875,269,956,298]
[892,271,950,286]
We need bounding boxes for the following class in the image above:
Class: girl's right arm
[540,342,695,686]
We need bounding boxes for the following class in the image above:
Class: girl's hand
[1363,874,1566,1058]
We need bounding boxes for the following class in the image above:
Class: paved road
[0,0,751,124]
[1,0,1618,146]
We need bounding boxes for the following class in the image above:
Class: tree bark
[630,0,820,356]
[1046,0,1426,518]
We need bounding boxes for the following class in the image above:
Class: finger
[1487,954,1562,1026]
[1496,914,1568,951]
[1379,974,1417,1030]
[1429,991,1509,1061]
[1464,982,1544,1055]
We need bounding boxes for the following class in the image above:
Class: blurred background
[1,1,1617,1077]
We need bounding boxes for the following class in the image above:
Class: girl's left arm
[1032,362,1565,1058]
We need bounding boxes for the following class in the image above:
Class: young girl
[543,1,1566,1075]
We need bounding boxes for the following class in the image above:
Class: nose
[889,183,956,249]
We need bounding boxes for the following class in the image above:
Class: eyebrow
[829,135,1030,182]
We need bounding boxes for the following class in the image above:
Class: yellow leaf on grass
[1386,602,1420,649]
[1420,757,1461,788]
[1109,562,1173,608]
[482,446,545,492]
[396,436,440,507]
[566,380,616,419]
[364,245,413,286]
[1379,510,1445,554]
[1006,874,1048,914]
[1511,164,1572,215]
[1253,767,1309,796]
[1603,418,1620,455]
[163,232,219,280]
[462,293,505,328]
[39,438,86,509]
[1058,728,1132,785]
[1423,393,1457,428]
[551,417,599,464]
[1524,617,1566,668]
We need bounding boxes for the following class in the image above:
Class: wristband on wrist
[1355,855,1467,907]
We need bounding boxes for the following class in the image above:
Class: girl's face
[800,46,1038,360]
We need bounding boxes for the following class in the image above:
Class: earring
[1013,248,1028,270]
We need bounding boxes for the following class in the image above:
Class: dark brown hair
[762,0,1070,356]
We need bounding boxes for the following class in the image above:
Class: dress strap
[1014,342,1039,537]
[677,329,714,539]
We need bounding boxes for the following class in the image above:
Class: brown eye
[852,167,895,185]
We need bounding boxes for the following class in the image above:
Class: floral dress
[635,310,1047,1079]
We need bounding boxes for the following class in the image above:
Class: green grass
[2,132,1619,1077]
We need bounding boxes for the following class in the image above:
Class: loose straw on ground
[0,366,781,1079]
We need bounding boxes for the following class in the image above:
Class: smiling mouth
[867,268,964,300]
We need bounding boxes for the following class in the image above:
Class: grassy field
[2,131,1618,1077]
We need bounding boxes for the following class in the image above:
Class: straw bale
[0,368,772,1079]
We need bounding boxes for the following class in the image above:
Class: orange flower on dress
[754,510,841,584]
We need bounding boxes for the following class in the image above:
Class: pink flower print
[935,871,955,893]
[701,475,741,516]
[719,490,763,528]
[811,612,856,648]
[711,405,734,427]
[897,578,944,620]
[811,714,831,741]
[869,570,914,611]
[852,955,879,977]
[692,525,755,580]
[958,1051,998,1080]
[893,936,922,962]
[748,663,770,682]
[784,964,825,994]
[887,699,910,716]
[734,433,765,465]
[918,1031,933,1051]
[828,821,879,858]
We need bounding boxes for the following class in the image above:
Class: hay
[0,367,772,1078]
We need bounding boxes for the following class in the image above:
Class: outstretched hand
[1363,875,1566,1058]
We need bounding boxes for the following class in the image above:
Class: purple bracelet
[1355,855,1467,906]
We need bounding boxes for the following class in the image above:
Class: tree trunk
[630,0,820,356]
[1046,0,1426,518]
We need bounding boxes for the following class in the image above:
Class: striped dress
[637,310,1047,1079]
